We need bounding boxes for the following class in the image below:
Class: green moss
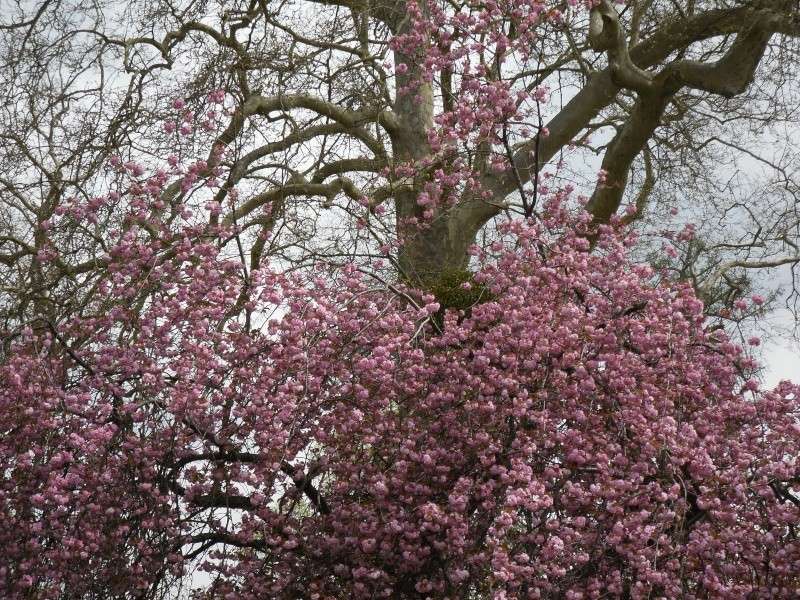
[426,269,491,312]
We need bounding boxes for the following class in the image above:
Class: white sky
[765,342,800,386]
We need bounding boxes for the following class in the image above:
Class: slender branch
[175,451,331,515]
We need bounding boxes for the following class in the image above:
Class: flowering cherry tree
[2,0,800,330]
[2,179,800,597]
[2,0,800,598]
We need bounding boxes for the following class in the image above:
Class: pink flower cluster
[387,0,568,215]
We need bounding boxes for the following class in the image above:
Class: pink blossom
[207,89,225,104]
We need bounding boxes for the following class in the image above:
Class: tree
[1,0,800,327]
[2,193,800,598]
[1,0,800,597]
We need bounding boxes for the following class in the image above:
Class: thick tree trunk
[395,190,476,286]
[390,14,473,287]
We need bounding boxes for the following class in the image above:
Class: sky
[766,341,800,386]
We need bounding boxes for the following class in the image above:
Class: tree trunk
[395,188,476,286]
